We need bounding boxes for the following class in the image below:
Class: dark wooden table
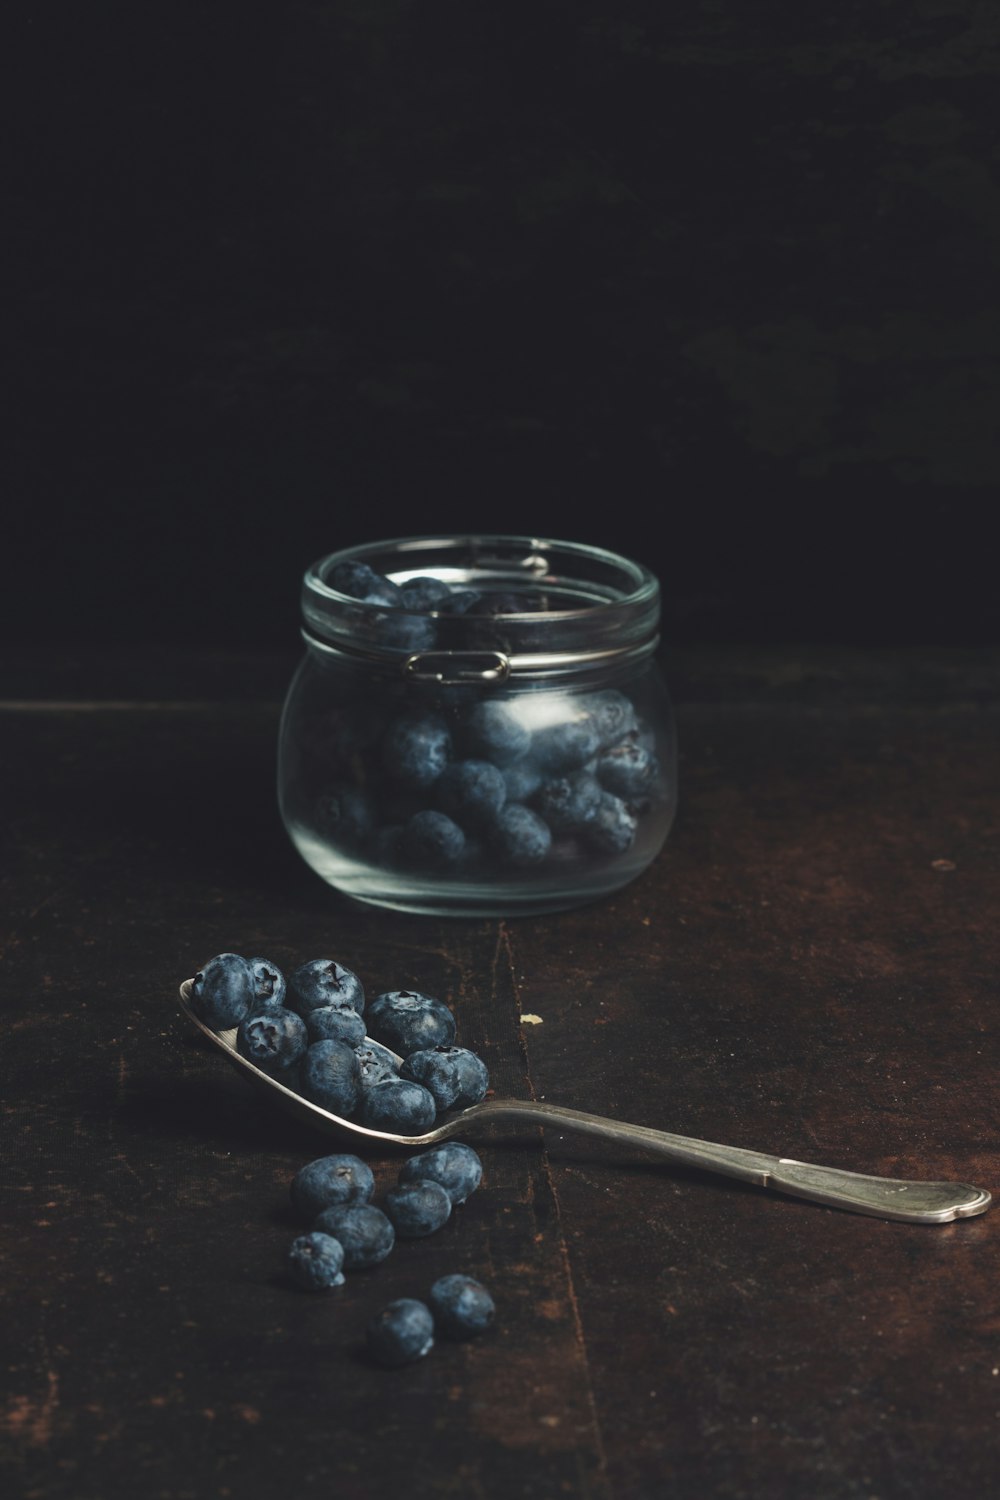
[4,645,999,1499]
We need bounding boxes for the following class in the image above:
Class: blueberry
[400,809,466,869]
[299,1039,362,1116]
[328,560,402,608]
[360,1078,438,1134]
[289,959,365,1016]
[355,1041,401,1092]
[369,823,405,869]
[304,1001,367,1048]
[382,715,452,789]
[532,716,602,773]
[290,1153,376,1221]
[583,792,639,855]
[460,701,530,766]
[441,589,484,616]
[287,1231,346,1291]
[247,957,287,1012]
[383,1179,452,1238]
[401,1046,490,1110]
[532,770,602,833]
[397,1142,483,1205]
[366,1299,434,1366]
[596,738,658,799]
[315,787,375,847]
[585,689,639,749]
[236,1007,309,1074]
[428,1274,495,1339]
[434,759,507,828]
[501,759,543,804]
[372,611,437,653]
[367,991,457,1055]
[489,803,552,867]
[314,1203,395,1269]
[399,576,453,610]
[190,953,255,1030]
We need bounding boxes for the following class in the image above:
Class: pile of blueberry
[189,952,490,1135]
[286,1144,494,1366]
[301,560,662,879]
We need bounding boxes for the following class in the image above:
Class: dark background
[8,0,999,651]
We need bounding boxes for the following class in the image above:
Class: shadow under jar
[278,536,677,917]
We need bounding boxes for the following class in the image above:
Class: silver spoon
[176,982,990,1225]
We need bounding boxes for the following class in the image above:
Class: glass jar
[277,535,676,917]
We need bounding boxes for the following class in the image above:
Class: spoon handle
[467,1100,990,1223]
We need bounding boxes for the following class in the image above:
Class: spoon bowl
[176,981,991,1224]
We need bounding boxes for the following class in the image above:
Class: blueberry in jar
[397,1142,483,1205]
[190,953,256,1030]
[381,714,452,790]
[399,576,453,610]
[583,792,639,855]
[366,1299,435,1366]
[460,700,530,766]
[383,1180,452,1238]
[433,759,507,829]
[328,560,402,608]
[532,770,602,833]
[531,717,602,774]
[315,787,375,848]
[399,809,466,870]
[489,804,552,868]
[595,738,658,800]
[585,688,639,749]
[287,1231,346,1291]
[290,1153,376,1221]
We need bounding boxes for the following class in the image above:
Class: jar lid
[300,535,660,683]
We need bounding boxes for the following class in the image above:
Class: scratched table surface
[3,644,1000,1499]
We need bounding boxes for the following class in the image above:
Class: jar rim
[300,534,660,675]
[304,534,657,616]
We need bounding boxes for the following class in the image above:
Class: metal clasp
[403,650,511,685]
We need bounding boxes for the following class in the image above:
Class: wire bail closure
[404,651,511,684]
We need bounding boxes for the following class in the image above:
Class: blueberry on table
[460,700,530,766]
[400,809,466,869]
[304,1001,367,1048]
[236,1007,309,1074]
[328,560,403,608]
[383,1180,452,1238]
[248,957,287,1012]
[489,803,552,867]
[381,714,452,789]
[433,759,507,828]
[289,958,365,1016]
[290,1154,376,1220]
[583,792,639,855]
[428,1274,495,1339]
[401,1046,490,1110]
[287,1232,346,1291]
[314,1203,395,1269]
[190,953,256,1030]
[360,1078,438,1134]
[299,1039,362,1116]
[367,991,457,1055]
[398,1142,483,1205]
[366,1299,435,1367]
